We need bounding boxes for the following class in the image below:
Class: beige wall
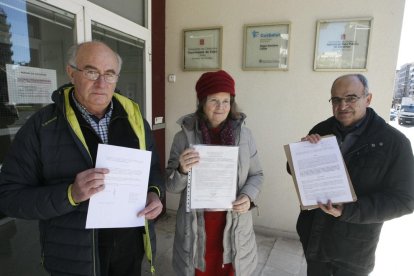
[164,0,405,236]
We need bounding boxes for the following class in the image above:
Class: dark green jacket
[297,108,414,274]
[0,84,164,275]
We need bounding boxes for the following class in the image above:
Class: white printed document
[86,144,151,228]
[284,135,356,210]
[187,145,239,211]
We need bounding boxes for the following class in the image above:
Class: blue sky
[2,0,30,64]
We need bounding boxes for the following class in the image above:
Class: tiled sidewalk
[3,211,411,275]
[148,211,414,276]
[143,211,306,276]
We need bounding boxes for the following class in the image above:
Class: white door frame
[33,0,84,42]
[38,0,152,120]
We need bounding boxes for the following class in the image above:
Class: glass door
[0,1,151,276]
[0,0,81,165]
[0,0,152,161]
[91,22,147,115]
[0,1,80,275]
[84,1,152,119]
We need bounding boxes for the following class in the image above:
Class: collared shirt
[71,92,113,144]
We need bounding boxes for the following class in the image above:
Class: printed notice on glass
[284,135,356,210]
[6,64,57,104]
[188,145,238,210]
[86,144,151,229]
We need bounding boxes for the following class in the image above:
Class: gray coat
[166,113,264,276]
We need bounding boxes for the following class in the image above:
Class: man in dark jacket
[293,74,414,276]
[0,41,164,276]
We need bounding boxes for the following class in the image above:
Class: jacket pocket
[330,221,382,271]
[350,146,386,168]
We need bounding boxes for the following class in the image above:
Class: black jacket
[0,84,164,275]
[297,108,414,274]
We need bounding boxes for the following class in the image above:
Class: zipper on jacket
[344,143,369,160]
[41,250,45,268]
[39,225,45,269]
[93,229,97,276]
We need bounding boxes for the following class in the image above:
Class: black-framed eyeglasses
[69,65,119,83]
[329,95,362,106]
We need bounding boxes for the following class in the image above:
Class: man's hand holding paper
[86,144,152,228]
[284,135,357,210]
[301,134,345,217]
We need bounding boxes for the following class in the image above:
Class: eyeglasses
[206,98,231,108]
[329,95,363,106]
[70,65,119,83]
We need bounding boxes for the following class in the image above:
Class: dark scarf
[199,119,235,145]
[333,108,373,154]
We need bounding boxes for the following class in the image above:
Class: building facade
[394,62,414,101]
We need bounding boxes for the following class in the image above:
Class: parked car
[398,104,414,125]
[390,108,397,121]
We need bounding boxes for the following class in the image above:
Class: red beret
[195,70,235,101]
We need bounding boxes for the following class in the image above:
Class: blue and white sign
[243,23,290,70]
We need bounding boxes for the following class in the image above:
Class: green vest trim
[112,93,146,150]
[63,87,91,159]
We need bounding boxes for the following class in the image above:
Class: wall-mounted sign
[243,23,290,71]
[314,18,372,71]
[183,27,222,71]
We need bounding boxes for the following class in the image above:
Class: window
[0,0,75,164]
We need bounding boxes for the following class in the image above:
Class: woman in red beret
[166,70,264,276]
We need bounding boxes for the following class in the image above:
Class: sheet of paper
[86,144,151,229]
[288,136,354,207]
[189,145,238,209]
